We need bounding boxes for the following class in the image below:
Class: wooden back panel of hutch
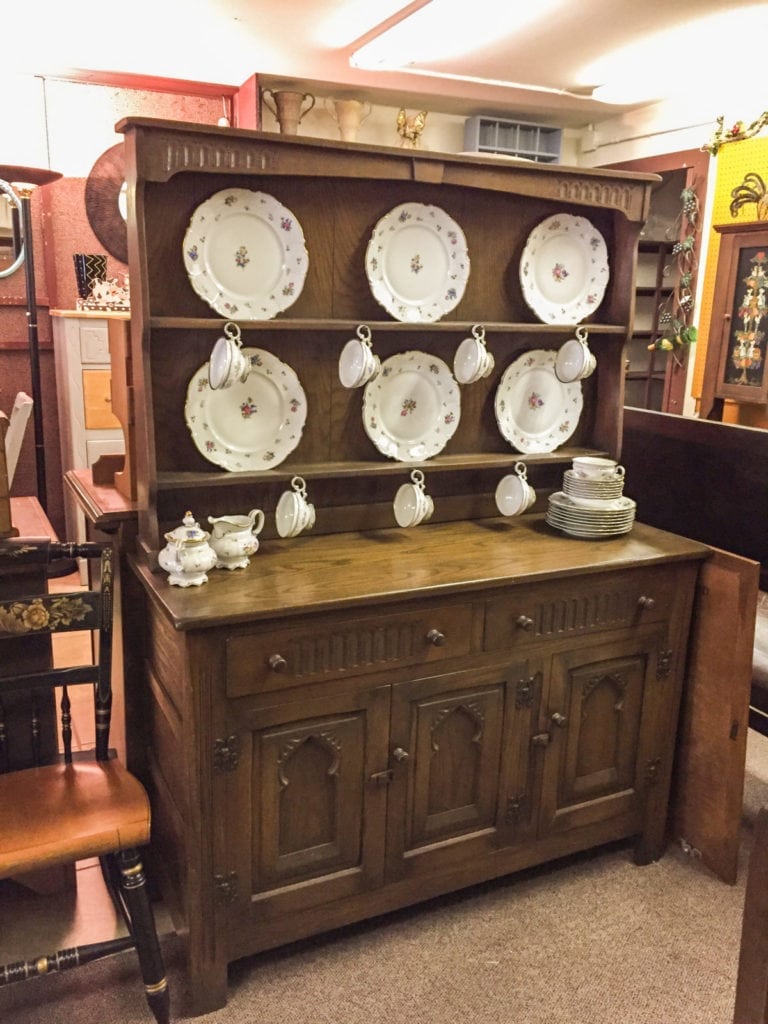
[117,118,656,563]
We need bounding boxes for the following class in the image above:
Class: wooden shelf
[149,316,629,334]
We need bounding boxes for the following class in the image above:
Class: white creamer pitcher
[207,509,265,570]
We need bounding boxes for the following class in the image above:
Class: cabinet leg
[633,809,668,865]
[185,955,229,1016]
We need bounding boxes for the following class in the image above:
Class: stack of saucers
[546,457,636,538]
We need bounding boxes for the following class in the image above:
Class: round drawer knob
[638,595,656,610]
[392,747,410,763]
[268,654,288,673]
[516,615,534,631]
[426,628,446,647]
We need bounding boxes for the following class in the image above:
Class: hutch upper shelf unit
[117,117,655,565]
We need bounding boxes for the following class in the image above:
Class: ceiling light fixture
[350,0,564,71]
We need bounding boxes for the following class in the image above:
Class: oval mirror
[0,179,25,278]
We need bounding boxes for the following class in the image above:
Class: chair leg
[115,848,171,1024]
[100,854,131,931]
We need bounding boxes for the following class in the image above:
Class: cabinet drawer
[82,369,120,429]
[484,567,680,652]
[86,437,125,466]
[79,323,109,363]
[226,602,474,698]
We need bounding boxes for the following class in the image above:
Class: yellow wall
[694,135,768,425]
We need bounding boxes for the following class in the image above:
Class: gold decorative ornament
[397,109,428,148]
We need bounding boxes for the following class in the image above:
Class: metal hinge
[679,837,702,860]
[213,735,240,772]
[657,649,673,679]
[213,871,238,905]
[644,756,662,784]
[505,794,526,825]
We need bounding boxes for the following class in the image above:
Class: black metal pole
[16,186,47,512]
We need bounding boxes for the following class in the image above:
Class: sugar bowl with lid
[158,511,218,587]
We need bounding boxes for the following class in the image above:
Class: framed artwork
[704,222,768,409]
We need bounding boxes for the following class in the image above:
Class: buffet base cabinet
[127,521,708,1015]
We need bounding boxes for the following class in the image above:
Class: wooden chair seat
[0,759,150,876]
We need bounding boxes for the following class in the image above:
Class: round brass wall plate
[85,143,128,264]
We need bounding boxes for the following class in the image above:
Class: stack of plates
[562,468,624,505]
[546,491,636,538]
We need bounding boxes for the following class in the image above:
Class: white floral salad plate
[363,350,460,461]
[184,348,307,471]
[365,203,470,323]
[519,213,609,325]
[494,349,583,454]
[183,189,308,319]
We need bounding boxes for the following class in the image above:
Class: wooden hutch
[117,118,746,1014]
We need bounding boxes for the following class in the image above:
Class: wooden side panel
[733,806,768,1024]
[673,547,759,884]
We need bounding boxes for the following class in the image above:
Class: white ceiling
[13,0,768,128]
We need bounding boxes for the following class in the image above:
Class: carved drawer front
[225,602,475,698]
[484,567,680,652]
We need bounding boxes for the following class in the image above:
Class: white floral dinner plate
[183,188,308,319]
[519,213,609,325]
[365,203,470,322]
[184,348,307,471]
[363,350,460,461]
[494,349,582,453]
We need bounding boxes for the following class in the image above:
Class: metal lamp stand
[0,165,62,514]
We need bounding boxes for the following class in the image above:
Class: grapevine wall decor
[650,184,701,363]
[704,112,768,156]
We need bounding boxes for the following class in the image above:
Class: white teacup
[394,469,434,528]
[555,326,596,383]
[339,324,380,389]
[572,456,625,480]
[495,462,536,517]
[208,322,249,390]
[453,324,495,385]
[276,476,316,538]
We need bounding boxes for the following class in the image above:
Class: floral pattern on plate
[519,213,609,325]
[365,203,470,323]
[363,350,461,461]
[183,188,308,320]
[494,349,583,454]
[184,348,307,471]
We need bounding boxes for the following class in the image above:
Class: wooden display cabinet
[701,221,768,418]
[117,118,741,1015]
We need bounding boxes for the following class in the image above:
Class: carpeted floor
[2,731,767,1024]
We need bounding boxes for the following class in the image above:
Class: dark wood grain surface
[131,516,710,630]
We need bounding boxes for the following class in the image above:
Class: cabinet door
[225,685,390,924]
[538,628,666,839]
[386,662,538,880]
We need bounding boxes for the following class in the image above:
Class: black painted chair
[0,539,170,1023]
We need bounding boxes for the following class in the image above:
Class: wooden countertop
[9,496,58,540]
[49,309,130,320]
[64,469,136,529]
[130,516,711,632]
